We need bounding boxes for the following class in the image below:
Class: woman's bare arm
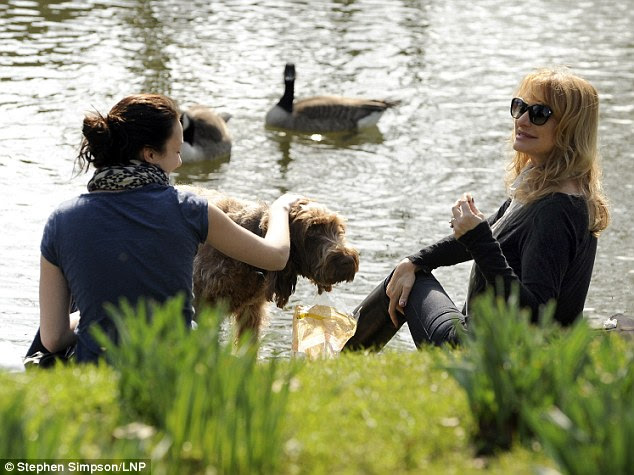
[205,193,300,271]
[39,255,78,352]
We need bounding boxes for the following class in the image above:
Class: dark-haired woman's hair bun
[78,112,114,170]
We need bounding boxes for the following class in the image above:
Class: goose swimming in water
[180,105,232,162]
[265,63,398,133]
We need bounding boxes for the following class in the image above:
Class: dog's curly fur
[189,188,360,339]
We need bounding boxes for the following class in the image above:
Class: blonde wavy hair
[506,67,610,236]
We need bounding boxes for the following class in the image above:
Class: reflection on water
[124,1,175,94]
[1,0,633,359]
[174,154,232,183]
[265,126,387,173]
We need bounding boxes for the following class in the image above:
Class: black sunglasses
[510,98,553,125]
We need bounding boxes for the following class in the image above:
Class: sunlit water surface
[1,0,632,360]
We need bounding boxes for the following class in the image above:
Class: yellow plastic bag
[292,302,357,360]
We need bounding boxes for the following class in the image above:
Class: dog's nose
[317,284,333,293]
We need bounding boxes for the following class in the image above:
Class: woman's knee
[427,313,464,346]
[402,272,464,347]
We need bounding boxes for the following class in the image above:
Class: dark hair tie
[105,113,122,130]
[106,114,129,155]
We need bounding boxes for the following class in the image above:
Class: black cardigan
[408,193,597,325]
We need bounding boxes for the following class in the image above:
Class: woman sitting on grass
[344,67,610,351]
[28,93,299,363]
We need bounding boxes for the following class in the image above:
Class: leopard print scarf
[87,160,169,192]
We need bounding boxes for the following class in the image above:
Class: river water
[1,0,632,359]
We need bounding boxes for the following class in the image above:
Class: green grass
[280,349,554,474]
[0,350,554,474]
[441,288,634,474]
[1,293,631,474]
[524,333,634,475]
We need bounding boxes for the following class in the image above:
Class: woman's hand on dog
[271,193,304,212]
[206,192,303,272]
[386,258,418,327]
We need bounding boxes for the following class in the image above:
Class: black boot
[23,328,75,368]
[342,280,405,352]
[25,328,49,356]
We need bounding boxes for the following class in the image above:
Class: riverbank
[3,312,630,373]
[1,295,632,474]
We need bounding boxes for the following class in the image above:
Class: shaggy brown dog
[187,188,360,339]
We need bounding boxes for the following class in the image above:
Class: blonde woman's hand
[450,193,485,238]
[385,258,418,327]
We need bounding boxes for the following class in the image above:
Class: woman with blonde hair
[344,67,609,350]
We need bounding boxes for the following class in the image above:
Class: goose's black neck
[277,63,296,113]
[277,78,294,113]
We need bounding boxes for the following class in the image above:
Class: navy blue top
[408,193,597,325]
[41,184,208,361]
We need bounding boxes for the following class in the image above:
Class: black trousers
[343,271,465,351]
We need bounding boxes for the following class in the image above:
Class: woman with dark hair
[31,93,299,363]
[344,67,610,351]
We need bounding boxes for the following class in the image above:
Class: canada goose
[265,63,398,133]
[180,105,232,162]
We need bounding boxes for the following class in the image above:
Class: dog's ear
[267,266,298,308]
